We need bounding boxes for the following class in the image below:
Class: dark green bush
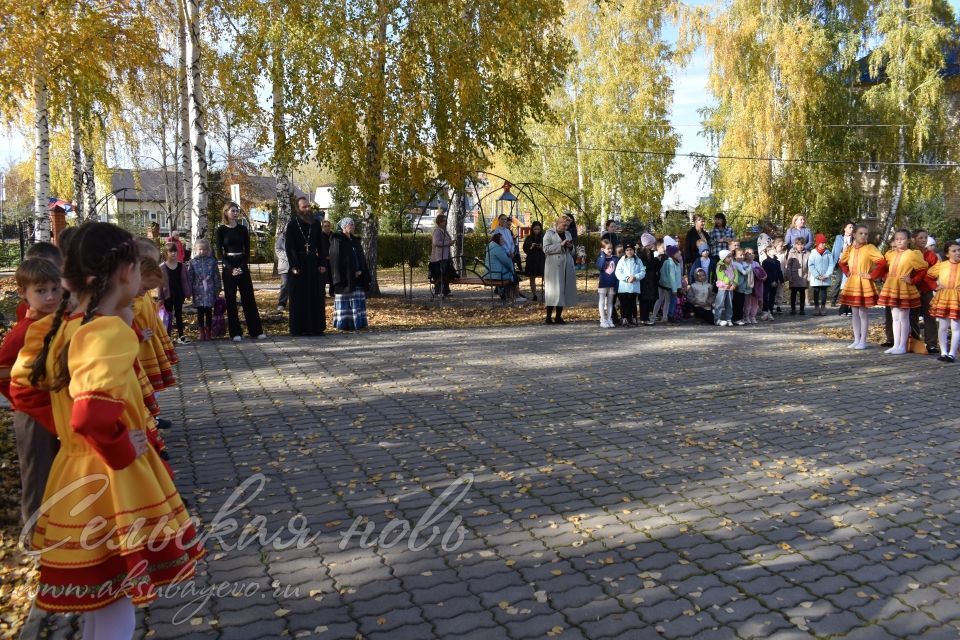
[376,232,490,268]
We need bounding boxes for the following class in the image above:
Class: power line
[530,142,959,169]
[579,122,919,129]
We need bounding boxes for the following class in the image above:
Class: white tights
[851,307,871,347]
[598,288,615,326]
[887,307,911,354]
[938,318,960,357]
[83,597,135,640]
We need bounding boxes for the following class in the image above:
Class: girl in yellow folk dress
[838,224,887,350]
[10,223,202,636]
[876,229,930,355]
[133,240,178,392]
[928,240,960,362]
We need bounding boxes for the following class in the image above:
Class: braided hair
[29,223,139,390]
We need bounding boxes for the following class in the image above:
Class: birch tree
[182,0,209,243]
[296,0,571,294]
[505,0,680,228]
[0,0,159,234]
[34,71,51,240]
[863,0,952,246]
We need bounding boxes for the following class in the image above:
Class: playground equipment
[399,172,585,302]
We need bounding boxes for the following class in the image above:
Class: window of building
[860,197,880,219]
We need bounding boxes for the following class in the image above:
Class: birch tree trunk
[573,114,587,219]
[880,124,906,251]
[34,72,51,242]
[183,0,207,244]
[82,131,97,221]
[178,3,193,236]
[448,186,466,271]
[272,47,291,238]
[361,0,388,297]
[70,106,85,221]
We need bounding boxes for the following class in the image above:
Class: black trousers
[692,306,714,323]
[223,266,264,338]
[763,284,778,313]
[811,287,827,306]
[916,291,937,347]
[617,293,638,321]
[196,306,212,328]
[429,260,452,295]
[639,299,654,322]
[163,296,185,337]
[790,287,807,311]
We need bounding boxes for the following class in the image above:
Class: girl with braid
[133,240,178,392]
[9,223,203,634]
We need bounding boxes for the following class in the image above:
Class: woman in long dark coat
[329,217,371,331]
[285,197,326,336]
[638,232,661,325]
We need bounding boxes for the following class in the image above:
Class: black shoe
[545,318,554,325]
[789,310,796,316]
[555,318,567,325]
[881,341,894,348]
[156,417,172,430]
[927,345,940,355]
[941,355,957,363]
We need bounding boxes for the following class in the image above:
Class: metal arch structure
[396,171,586,301]
[399,181,452,300]
[465,170,585,231]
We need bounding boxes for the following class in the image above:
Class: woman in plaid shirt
[709,213,736,258]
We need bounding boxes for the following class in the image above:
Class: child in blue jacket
[615,244,645,326]
[808,233,835,316]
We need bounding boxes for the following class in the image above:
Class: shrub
[376,231,493,268]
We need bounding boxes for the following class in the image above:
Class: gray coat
[275,232,289,274]
[543,228,577,307]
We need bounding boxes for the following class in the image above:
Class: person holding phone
[523,220,546,301]
[543,216,577,324]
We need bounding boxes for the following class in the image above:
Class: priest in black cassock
[285,196,327,336]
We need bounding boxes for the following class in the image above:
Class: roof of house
[110,168,307,203]
[856,45,960,86]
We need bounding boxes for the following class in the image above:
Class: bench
[448,276,513,287]
[429,258,515,304]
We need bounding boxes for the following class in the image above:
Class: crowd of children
[594,223,960,363]
[0,227,203,638]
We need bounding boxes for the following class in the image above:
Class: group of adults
[216,197,371,338]
[429,212,580,322]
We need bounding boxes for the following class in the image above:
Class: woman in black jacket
[522,221,546,301]
[328,217,371,331]
[638,232,661,325]
[215,202,265,341]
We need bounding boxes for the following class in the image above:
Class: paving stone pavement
[20,315,960,639]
